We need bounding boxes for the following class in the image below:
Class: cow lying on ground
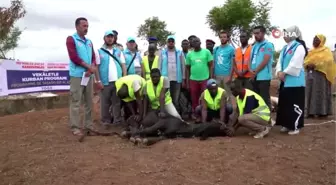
[121,111,235,146]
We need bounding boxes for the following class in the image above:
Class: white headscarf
[284,25,302,41]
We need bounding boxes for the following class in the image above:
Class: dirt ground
[0,82,335,185]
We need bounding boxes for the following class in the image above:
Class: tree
[137,16,174,47]
[206,0,276,46]
[0,0,26,59]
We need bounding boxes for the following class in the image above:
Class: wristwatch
[95,80,101,83]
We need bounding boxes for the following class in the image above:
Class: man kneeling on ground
[143,68,182,121]
[230,80,271,139]
[195,79,233,125]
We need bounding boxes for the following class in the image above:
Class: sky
[1,0,336,62]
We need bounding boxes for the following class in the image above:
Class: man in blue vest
[94,30,127,129]
[158,35,186,114]
[66,17,98,136]
[123,37,142,75]
[250,25,274,109]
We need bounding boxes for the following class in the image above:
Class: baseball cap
[206,39,215,44]
[206,79,217,87]
[127,37,136,42]
[148,36,158,41]
[167,35,175,40]
[112,30,118,35]
[104,30,114,36]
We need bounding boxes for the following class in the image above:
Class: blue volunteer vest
[161,49,183,83]
[280,40,305,87]
[250,40,274,80]
[123,49,140,75]
[69,33,93,77]
[98,47,123,85]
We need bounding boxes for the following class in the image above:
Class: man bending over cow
[116,74,146,124]
[229,80,271,139]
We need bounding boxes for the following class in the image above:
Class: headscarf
[284,25,302,41]
[304,34,336,84]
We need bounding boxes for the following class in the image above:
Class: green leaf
[0,0,26,59]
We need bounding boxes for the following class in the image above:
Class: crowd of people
[66,17,336,143]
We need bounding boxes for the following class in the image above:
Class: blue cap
[167,35,175,40]
[148,36,158,41]
[127,37,136,42]
[206,79,217,87]
[104,30,114,36]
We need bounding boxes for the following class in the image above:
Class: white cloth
[276,42,305,77]
[95,49,126,82]
[132,80,142,92]
[165,103,182,120]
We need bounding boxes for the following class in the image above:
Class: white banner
[0,59,70,96]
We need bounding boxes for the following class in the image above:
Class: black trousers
[252,80,271,109]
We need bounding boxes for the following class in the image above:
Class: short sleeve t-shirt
[132,80,142,93]
[143,77,170,95]
[213,45,235,76]
[186,49,213,81]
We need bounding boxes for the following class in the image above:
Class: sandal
[72,129,83,136]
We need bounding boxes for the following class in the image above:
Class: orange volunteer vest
[234,45,252,78]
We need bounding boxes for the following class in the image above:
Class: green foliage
[137,16,174,47]
[0,0,26,59]
[274,50,281,60]
[206,0,276,45]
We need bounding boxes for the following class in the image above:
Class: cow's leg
[191,122,225,140]
[137,121,165,137]
[141,136,166,146]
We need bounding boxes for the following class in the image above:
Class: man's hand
[225,126,235,137]
[225,76,232,84]
[237,71,244,77]
[88,66,97,74]
[250,71,256,81]
[95,81,104,91]
[85,71,92,77]
[219,121,226,130]
[133,114,142,122]
[158,111,167,118]
[277,72,286,82]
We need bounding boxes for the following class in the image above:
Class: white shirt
[96,49,126,82]
[132,80,142,92]
[276,41,305,77]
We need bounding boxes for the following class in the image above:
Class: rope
[305,120,336,126]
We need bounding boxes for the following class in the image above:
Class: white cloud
[2,0,336,61]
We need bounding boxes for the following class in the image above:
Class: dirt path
[0,108,335,185]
